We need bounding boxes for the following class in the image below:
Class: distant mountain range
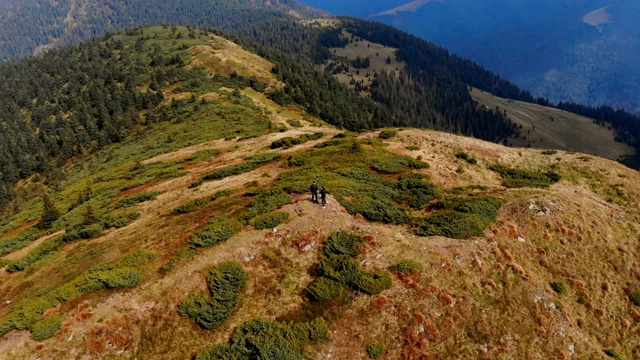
[300,0,640,114]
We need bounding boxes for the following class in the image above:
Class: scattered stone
[517,236,526,243]
[303,244,313,252]
[417,325,425,333]
[272,228,278,233]
[5,300,11,304]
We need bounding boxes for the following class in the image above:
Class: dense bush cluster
[198,152,282,185]
[179,261,247,330]
[489,165,560,188]
[378,129,397,139]
[30,316,61,341]
[307,232,392,301]
[240,189,291,222]
[172,198,209,214]
[389,260,423,274]
[249,211,289,230]
[203,163,255,181]
[100,212,140,228]
[396,178,438,209]
[269,132,324,149]
[455,152,478,164]
[414,197,502,239]
[195,318,328,360]
[550,281,567,295]
[116,191,160,208]
[187,217,242,248]
[367,343,385,358]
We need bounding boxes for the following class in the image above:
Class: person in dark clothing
[310,181,318,203]
[320,186,327,208]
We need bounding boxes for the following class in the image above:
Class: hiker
[320,186,327,208]
[310,181,318,203]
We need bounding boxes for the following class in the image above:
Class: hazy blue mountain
[300,0,640,113]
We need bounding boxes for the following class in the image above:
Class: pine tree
[39,193,60,229]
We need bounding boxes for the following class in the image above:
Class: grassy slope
[0,27,639,359]
[471,87,635,161]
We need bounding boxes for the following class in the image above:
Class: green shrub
[371,159,404,174]
[553,301,564,311]
[203,163,255,181]
[172,198,209,214]
[62,223,105,242]
[187,217,242,248]
[604,348,622,359]
[409,159,430,169]
[179,295,238,330]
[287,119,303,128]
[249,211,289,230]
[306,278,345,302]
[189,179,204,188]
[99,267,142,288]
[405,145,420,151]
[378,129,397,139]
[245,152,282,165]
[396,178,438,209]
[207,261,248,298]
[341,197,410,224]
[629,292,640,306]
[489,165,560,188]
[550,281,566,295]
[323,232,364,257]
[100,212,139,228]
[120,250,155,267]
[179,261,247,330]
[356,270,392,295]
[319,254,363,285]
[195,318,328,360]
[211,189,233,201]
[270,132,324,149]
[455,152,477,164]
[241,190,291,221]
[541,149,558,155]
[30,316,61,341]
[433,197,502,226]
[367,343,385,359]
[182,149,221,163]
[414,211,485,239]
[116,191,160,208]
[7,236,64,272]
[389,260,423,273]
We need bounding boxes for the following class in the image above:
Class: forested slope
[0,0,325,61]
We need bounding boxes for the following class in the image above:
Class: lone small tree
[39,193,60,229]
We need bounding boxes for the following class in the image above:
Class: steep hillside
[0,0,326,61]
[1,26,640,360]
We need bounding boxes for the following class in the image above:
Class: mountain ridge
[1,26,640,359]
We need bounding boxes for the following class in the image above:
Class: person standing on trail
[320,186,327,208]
[310,181,318,203]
